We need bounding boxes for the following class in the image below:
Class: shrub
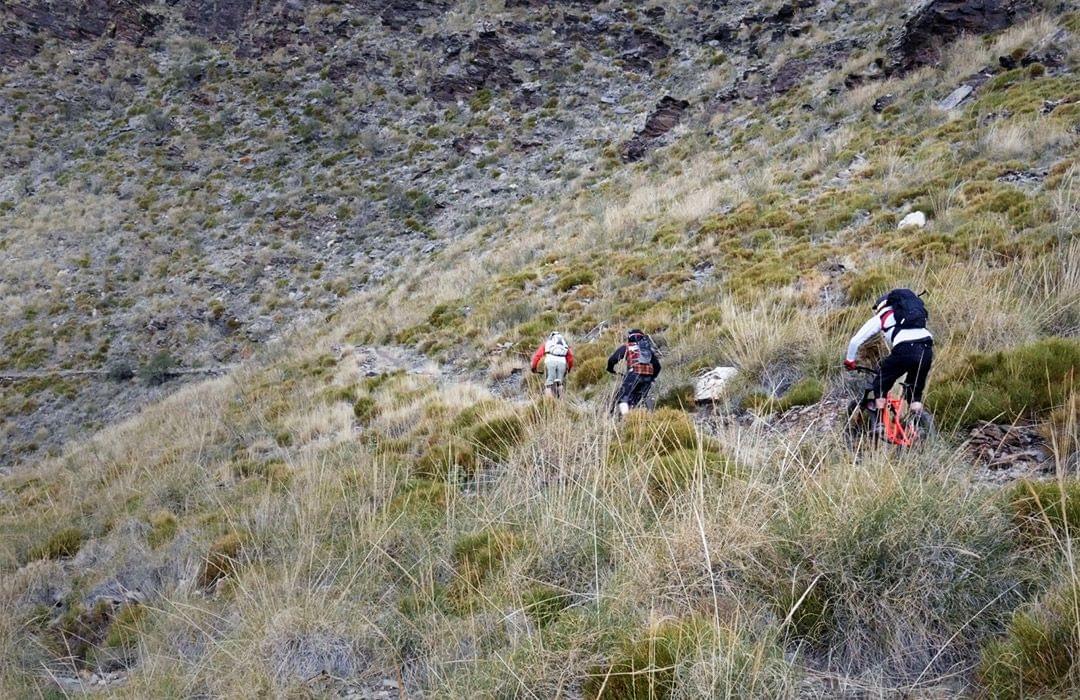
[776,377,824,411]
[521,585,570,628]
[1007,479,1080,548]
[844,269,890,304]
[139,351,176,386]
[388,480,450,521]
[198,532,246,588]
[655,382,695,410]
[28,527,87,561]
[104,603,147,655]
[105,361,135,381]
[930,339,1080,428]
[415,436,476,480]
[353,395,377,424]
[613,409,703,462]
[453,528,519,588]
[648,448,741,500]
[553,268,596,292]
[1041,393,1079,462]
[762,466,1021,681]
[746,378,824,414]
[468,411,524,462]
[584,616,712,700]
[978,582,1080,697]
[571,356,610,389]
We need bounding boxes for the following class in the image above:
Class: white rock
[937,84,973,111]
[897,211,927,229]
[694,367,739,403]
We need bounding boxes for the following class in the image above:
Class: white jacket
[845,305,932,362]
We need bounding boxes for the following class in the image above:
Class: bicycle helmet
[626,328,645,342]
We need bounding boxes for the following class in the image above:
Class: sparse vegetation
[0,1,1078,697]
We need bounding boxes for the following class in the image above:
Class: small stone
[898,211,927,229]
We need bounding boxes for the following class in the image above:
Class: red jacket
[530,342,574,373]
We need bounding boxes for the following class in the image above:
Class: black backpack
[885,288,928,333]
[635,336,654,365]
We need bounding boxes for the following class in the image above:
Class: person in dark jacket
[606,329,661,416]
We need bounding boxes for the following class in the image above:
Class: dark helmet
[627,328,644,341]
[872,293,890,312]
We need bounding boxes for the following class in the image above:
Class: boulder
[898,211,927,229]
[694,367,739,403]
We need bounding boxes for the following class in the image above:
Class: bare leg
[544,386,554,398]
[875,398,886,410]
[909,401,923,413]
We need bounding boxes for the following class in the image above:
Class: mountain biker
[530,331,574,398]
[606,329,661,416]
[844,288,933,416]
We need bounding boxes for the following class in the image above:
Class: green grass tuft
[584,616,712,700]
[978,582,1080,697]
[28,527,87,562]
[929,338,1080,428]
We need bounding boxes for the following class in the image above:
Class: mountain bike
[845,366,935,447]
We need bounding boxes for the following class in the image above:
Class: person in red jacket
[530,331,574,398]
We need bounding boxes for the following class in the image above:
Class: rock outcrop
[888,0,1032,74]
[621,96,690,162]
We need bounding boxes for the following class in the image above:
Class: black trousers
[873,340,933,402]
[618,372,654,407]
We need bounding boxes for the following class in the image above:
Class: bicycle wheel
[906,410,936,443]
[844,399,870,447]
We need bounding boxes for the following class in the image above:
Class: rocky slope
[1,0,1079,698]
[0,0,1039,465]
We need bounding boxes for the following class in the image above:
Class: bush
[776,377,824,410]
[521,585,570,628]
[1041,393,1079,462]
[745,377,824,413]
[655,382,695,410]
[104,603,147,655]
[139,351,176,386]
[28,527,87,561]
[468,411,524,462]
[929,339,1080,429]
[453,528,518,588]
[612,409,703,462]
[648,448,741,501]
[414,436,476,481]
[553,268,596,292]
[978,582,1080,697]
[584,616,712,700]
[571,356,610,389]
[353,395,377,424]
[1007,479,1080,548]
[844,269,891,304]
[105,361,135,381]
[761,466,1022,681]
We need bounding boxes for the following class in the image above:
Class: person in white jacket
[844,290,934,414]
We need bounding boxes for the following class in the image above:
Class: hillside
[1,0,1079,697]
